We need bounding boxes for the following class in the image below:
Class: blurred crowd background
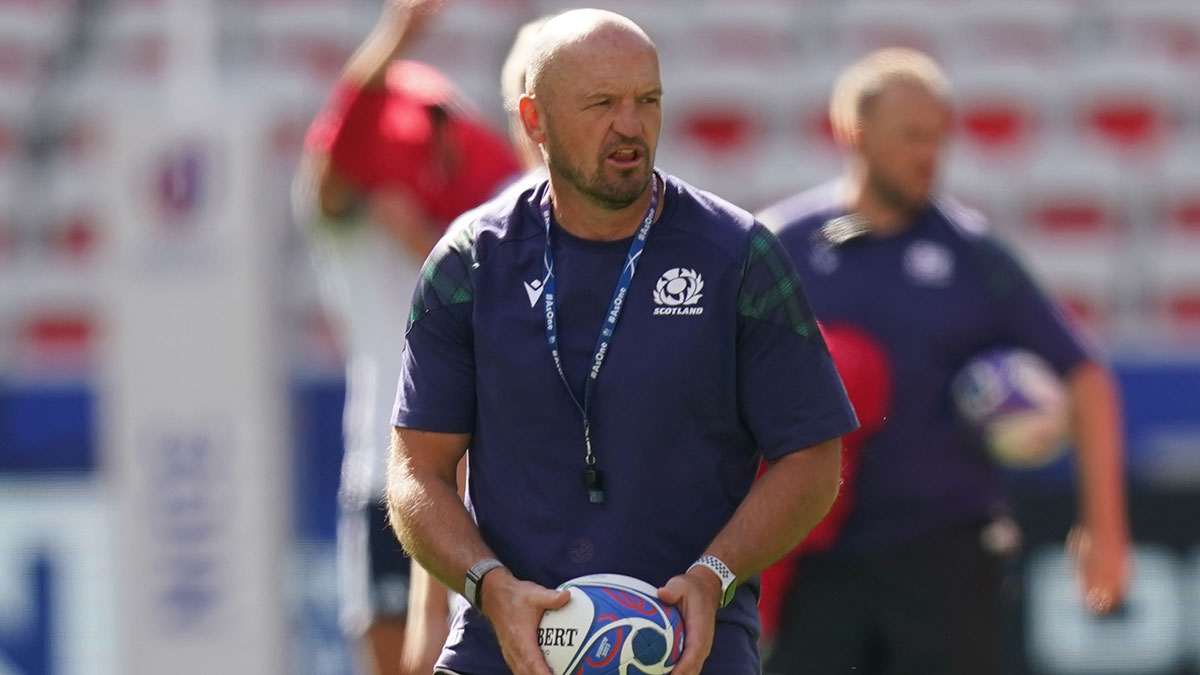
[1,0,1199,674]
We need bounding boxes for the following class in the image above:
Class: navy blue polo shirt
[394,173,857,674]
[761,182,1092,556]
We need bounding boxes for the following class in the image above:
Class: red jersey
[759,322,893,639]
[304,60,521,227]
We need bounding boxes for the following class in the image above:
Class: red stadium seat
[666,68,781,160]
[1018,150,1127,238]
[1062,61,1186,162]
[14,309,96,375]
[950,65,1050,164]
[1145,248,1200,339]
[1160,156,1200,239]
[781,70,842,161]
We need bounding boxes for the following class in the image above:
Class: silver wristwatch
[689,555,737,608]
[464,557,505,609]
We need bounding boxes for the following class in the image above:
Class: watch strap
[689,555,737,608]
[464,557,505,609]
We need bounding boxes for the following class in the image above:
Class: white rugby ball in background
[952,347,1071,468]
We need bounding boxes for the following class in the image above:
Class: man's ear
[518,94,546,145]
[839,119,865,154]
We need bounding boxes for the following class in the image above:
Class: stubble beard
[869,170,927,219]
[545,133,652,211]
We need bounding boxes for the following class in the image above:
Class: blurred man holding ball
[759,48,1131,675]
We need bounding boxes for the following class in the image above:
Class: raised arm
[343,0,444,91]
[304,0,444,222]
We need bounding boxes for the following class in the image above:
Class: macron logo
[524,278,546,307]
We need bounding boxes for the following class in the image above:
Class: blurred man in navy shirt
[760,48,1131,675]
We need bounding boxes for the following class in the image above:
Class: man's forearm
[1068,361,1129,539]
[702,438,842,580]
[387,428,495,595]
[342,0,443,90]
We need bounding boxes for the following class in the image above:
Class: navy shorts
[338,499,412,635]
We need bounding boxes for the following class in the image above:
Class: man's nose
[612,99,643,137]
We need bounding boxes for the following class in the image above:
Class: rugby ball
[951,347,1070,468]
[539,573,684,675]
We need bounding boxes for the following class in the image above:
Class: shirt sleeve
[972,238,1094,375]
[303,81,394,188]
[736,224,859,460]
[391,226,478,433]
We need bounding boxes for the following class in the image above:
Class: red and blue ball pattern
[542,574,684,675]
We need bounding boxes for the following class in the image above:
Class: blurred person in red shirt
[757,322,892,644]
[293,2,521,674]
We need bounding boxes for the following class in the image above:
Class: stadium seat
[948,63,1053,166]
[947,1,1077,67]
[1101,0,1200,65]
[0,0,72,84]
[41,80,108,163]
[0,97,21,168]
[251,1,374,81]
[830,1,953,62]
[1058,60,1188,163]
[12,308,95,375]
[664,66,784,160]
[43,165,99,263]
[774,64,843,166]
[1015,148,1127,239]
[409,1,521,74]
[1013,237,1124,340]
[1145,247,1200,340]
[1158,151,1200,240]
[680,2,801,70]
[939,160,1017,236]
[748,143,843,215]
[0,173,13,258]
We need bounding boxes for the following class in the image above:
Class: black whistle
[583,467,605,504]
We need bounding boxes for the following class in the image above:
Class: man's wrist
[688,555,737,608]
[464,557,505,610]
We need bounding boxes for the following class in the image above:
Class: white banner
[98,91,289,675]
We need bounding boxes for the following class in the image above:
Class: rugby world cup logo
[653,268,704,316]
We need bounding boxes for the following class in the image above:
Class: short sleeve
[736,224,859,459]
[392,226,478,433]
[971,238,1093,375]
[304,82,393,187]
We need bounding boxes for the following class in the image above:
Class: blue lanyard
[540,173,660,503]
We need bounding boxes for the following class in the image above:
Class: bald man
[385,10,857,675]
[758,49,1129,674]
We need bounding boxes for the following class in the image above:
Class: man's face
[534,37,662,210]
[857,81,950,213]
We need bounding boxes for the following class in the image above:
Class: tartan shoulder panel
[738,223,820,340]
[409,220,478,325]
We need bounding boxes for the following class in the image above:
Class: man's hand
[481,569,571,675]
[657,567,721,675]
[1068,524,1131,614]
[380,0,445,48]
